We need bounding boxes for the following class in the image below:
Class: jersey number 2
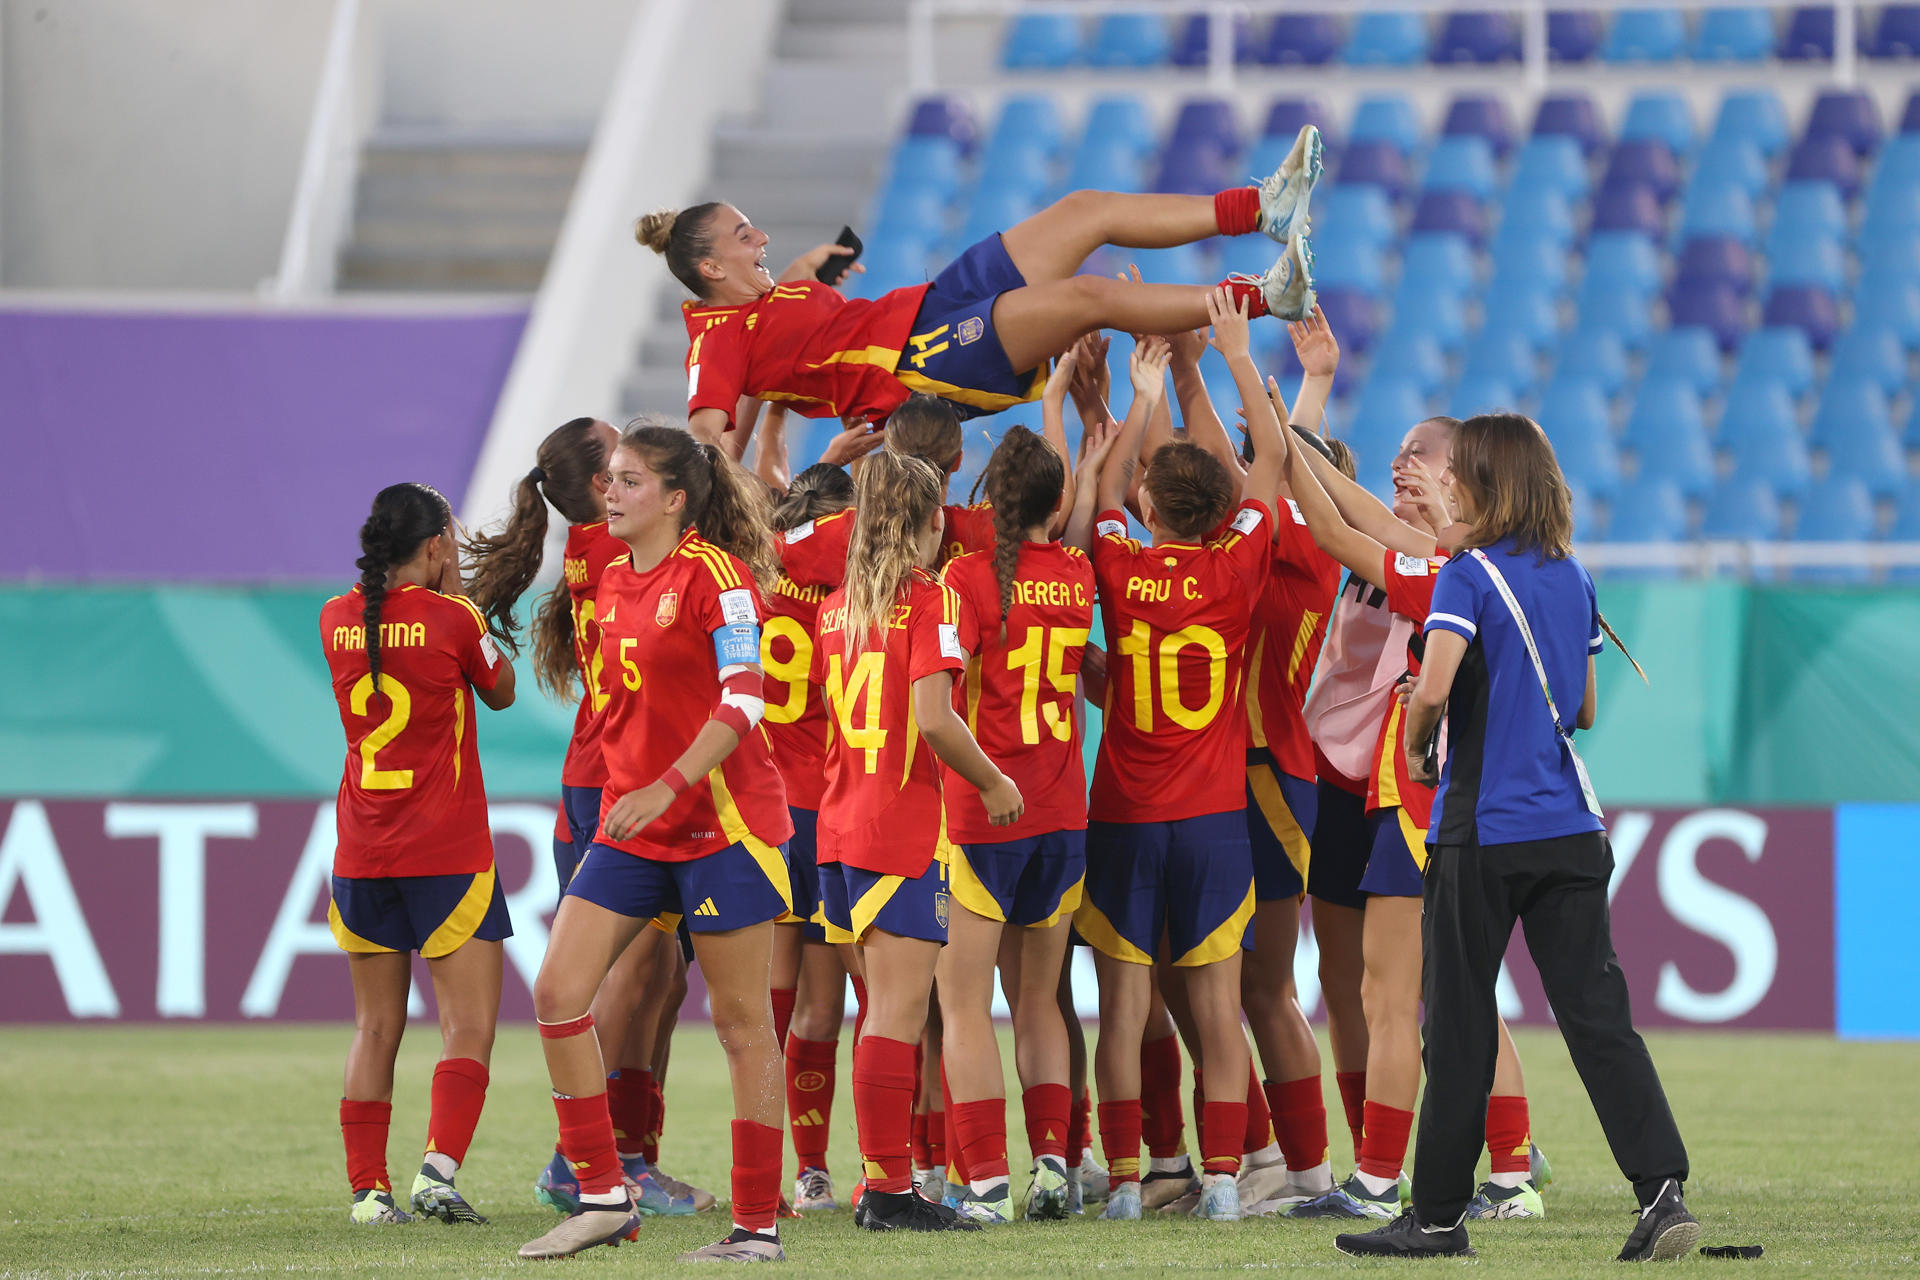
[349,673,414,790]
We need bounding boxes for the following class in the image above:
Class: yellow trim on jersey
[895,367,1046,412]
[327,899,396,954]
[949,845,1005,923]
[421,866,498,957]
[1245,632,1268,749]
[1375,701,1405,811]
[451,690,466,787]
[1072,897,1153,966]
[1173,881,1257,968]
[962,658,984,734]
[708,768,796,917]
[1287,609,1324,684]
[444,593,490,637]
[808,344,905,374]
[1397,807,1430,874]
[1246,765,1311,881]
[681,539,743,590]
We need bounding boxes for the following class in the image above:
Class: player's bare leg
[1312,900,1368,1159]
[1183,954,1251,1220]
[410,939,503,1223]
[936,903,1012,1221]
[1091,951,1152,1219]
[789,942,850,1210]
[342,951,414,1223]
[1000,191,1233,286]
[1241,897,1329,1206]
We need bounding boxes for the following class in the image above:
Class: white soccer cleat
[1233,236,1317,322]
[1258,124,1324,245]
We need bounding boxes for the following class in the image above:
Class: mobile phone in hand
[816,226,863,286]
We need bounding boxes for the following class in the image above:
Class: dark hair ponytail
[355,482,451,694]
[982,425,1064,625]
[621,418,779,587]
[772,463,855,533]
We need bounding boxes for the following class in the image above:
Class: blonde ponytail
[844,450,943,653]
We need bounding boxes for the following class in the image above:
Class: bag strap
[1467,549,1603,818]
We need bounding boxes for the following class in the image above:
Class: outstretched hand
[1289,304,1340,378]
[1077,415,1123,475]
[1129,336,1172,401]
[819,421,886,466]
[1069,332,1111,407]
[1206,286,1253,360]
[1043,345,1078,405]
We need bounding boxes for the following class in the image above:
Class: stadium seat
[1622,90,1695,155]
[1623,375,1707,450]
[1509,135,1590,201]
[1344,12,1430,66]
[1447,373,1522,420]
[1732,327,1816,398]
[1402,232,1479,295]
[1605,477,1690,541]
[1219,232,1281,280]
[1806,89,1884,157]
[1351,94,1423,155]
[1311,238,1387,293]
[1666,281,1750,353]
[854,237,932,295]
[1538,377,1622,495]
[1603,8,1688,63]
[1001,14,1081,71]
[1553,329,1630,397]
[1410,190,1488,245]
[1905,90,1920,133]
[1154,145,1232,196]
[1720,423,1812,502]
[1785,136,1864,202]
[1085,14,1171,67]
[978,146,1052,201]
[1321,185,1398,248]
[1762,284,1841,350]
[1690,137,1770,202]
[1862,182,1920,239]
[1644,327,1724,393]
[1433,11,1520,63]
[1532,92,1605,155]
[1819,425,1907,501]
[1828,327,1909,395]
[1464,327,1543,392]
[908,97,976,153]
[1261,14,1345,66]
[1592,184,1667,238]
[1718,375,1802,447]
[1316,287,1382,353]
[1766,182,1849,256]
[1422,135,1498,199]
[1674,235,1755,297]
[1702,475,1784,539]
[1262,96,1336,144]
[1584,230,1663,298]
[1489,235,1571,298]
[957,187,1036,252]
[1795,476,1875,541]
[1769,234,1848,293]
[1335,141,1413,202]
[1630,407,1717,498]
[1479,281,1563,350]
[987,95,1067,160]
[1547,11,1604,62]
[1677,183,1754,244]
[1869,5,1920,58]
[1565,476,1601,537]
[1390,278,1470,351]
[1896,489,1920,541]
[1493,186,1577,249]
[1346,378,1430,466]
[1370,329,1449,396]
[1603,140,1682,204]
[884,136,963,199]
[1172,98,1243,155]
[1691,7,1777,61]
[1080,95,1157,157]
[1170,12,1253,67]
[1065,139,1146,194]
[1125,243,1210,288]
[1867,135,1920,200]
[1812,382,1903,486]
[1778,7,1836,60]
[872,184,948,242]
[1442,93,1517,157]
[1711,89,1790,158]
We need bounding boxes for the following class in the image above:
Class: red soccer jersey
[594,531,793,861]
[321,585,503,877]
[559,521,626,789]
[762,509,857,811]
[941,502,997,563]
[768,500,990,588]
[1245,498,1342,780]
[941,543,1095,843]
[683,281,933,425]
[1368,548,1450,828]
[1088,500,1273,824]
[813,569,967,876]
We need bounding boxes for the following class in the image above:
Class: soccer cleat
[630,1170,698,1217]
[1235,1159,1291,1213]
[348,1188,413,1225]
[1141,1161,1199,1211]
[1233,236,1316,323]
[651,1166,717,1213]
[1192,1172,1242,1222]
[677,1226,785,1263]
[1617,1180,1700,1262]
[1466,1179,1546,1220]
[1335,1211,1475,1259]
[533,1150,581,1216]
[858,1188,982,1232]
[517,1198,642,1259]
[1076,1148,1110,1207]
[1251,1166,1337,1215]
[949,1181,1013,1225]
[915,1163,946,1202]
[1100,1182,1142,1220]
[409,1166,485,1224]
[1398,1170,1413,1209]
[1258,124,1324,245]
[794,1166,838,1212]
[1531,1142,1554,1192]
[1024,1156,1072,1221]
[1288,1174,1400,1220]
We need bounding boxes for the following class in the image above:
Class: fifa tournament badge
[655,590,679,627]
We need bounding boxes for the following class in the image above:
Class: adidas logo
[793,1108,826,1127]
[693,898,719,918]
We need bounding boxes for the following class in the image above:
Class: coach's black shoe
[859,1188,982,1232]
[1335,1211,1474,1259]
[1617,1180,1700,1262]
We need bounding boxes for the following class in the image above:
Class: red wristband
[659,766,689,795]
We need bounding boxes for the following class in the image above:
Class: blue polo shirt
[1424,537,1605,847]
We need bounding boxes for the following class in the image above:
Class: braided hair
[981,425,1064,627]
[355,483,451,695]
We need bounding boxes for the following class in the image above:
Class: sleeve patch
[1394,553,1439,577]
[939,623,964,661]
[784,520,814,543]
[478,634,501,669]
[1285,498,1306,525]
[1230,505,1265,535]
[718,587,758,625]
[1096,518,1126,539]
[713,622,760,668]
[687,364,701,398]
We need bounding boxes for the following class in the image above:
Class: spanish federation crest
[655,589,678,627]
[934,890,950,929]
[957,315,985,345]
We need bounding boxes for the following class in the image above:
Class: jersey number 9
[1117,621,1227,732]
[1006,625,1090,745]
[760,616,813,725]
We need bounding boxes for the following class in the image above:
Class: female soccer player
[640,128,1323,439]
[935,421,1094,1224]
[1338,413,1695,1261]
[813,448,1025,1233]
[320,482,516,1226]
[516,423,794,1263]
[1064,288,1287,1225]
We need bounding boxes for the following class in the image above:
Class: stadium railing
[268,0,377,301]
[1579,540,1920,578]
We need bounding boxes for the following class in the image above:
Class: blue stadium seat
[1577,277,1654,350]
[1905,90,1920,133]
[1690,137,1770,203]
[1085,14,1171,67]
[1795,477,1875,542]
[1820,429,1907,501]
[1493,187,1577,250]
[1785,136,1864,202]
[1702,475,1785,539]
[908,97,977,153]
[1718,374,1801,446]
[1538,376,1623,495]
[1351,93,1423,155]
[1867,135,1920,200]
[1711,89,1790,158]
[1336,141,1413,202]
[1869,5,1920,58]
[1827,327,1910,396]
[1692,7,1777,61]
[1807,89,1884,156]
[1509,135,1590,200]
[1677,183,1754,244]
[1442,93,1517,157]
[1344,12,1430,66]
[1065,139,1146,193]
[1644,327,1724,393]
[1311,238,1387,293]
[1585,229,1664,297]
[1390,278,1470,351]
[1778,7,1835,60]
[1170,12,1253,68]
[957,187,1036,252]
[1242,132,1300,188]
[1125,243,1210,288]
[1623,90,1695,155]
[987,95,1067,160]
[1593,184,1667,238]
[1732,327,1816,397]
[1448,373,1522,420]
[1766,182,1849,257]
[1261,14,1345,67]
[1479,281,1563,350]
[978,146,1053,201]
[1605,477,1690,541]
[1154,145,1232,195]
[1410,190,1488,245]
[1896,490,1920,542]
[1370,329,1449,396]
[1675,235,1755,297]
[1553,329,1630,397]
[1723,416,1813,499]
[1220,232,1280,280]
[1402,232,1479,295]
[1762,284,1841,350]
[1433,11,1520,64]
[1623,374,1707,450]
[1532,92,1605,155]
[1316,287,1382,353]
[872,183,948,242]
[1489,234,1571,297]
[1321,185,1398,248]
[852,237,932,295]
[1080,95,1157,157]
[884,136,963,199]
[1862,183,1920,239]
[1667,281,1750,352]
[1262,96,1336,144]
[1002,14,1081,70]
[1811,383,1903,491]
[1767,234,1847,292]
[1422,135,1498,198]
[1346,378,1430,465]
[1603,139,1681,204]
[1464,327,1543,392]
[1548,11,1604,63]
[1603,8,1688,63]
[1172,97,1244,157]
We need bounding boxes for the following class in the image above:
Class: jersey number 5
[1117,620,1227,731]
[1006,625,1090,745]
[760,616,813,725]
[349,673,414,790]
[825,650,887,773]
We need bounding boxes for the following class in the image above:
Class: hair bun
[635,209,678,254]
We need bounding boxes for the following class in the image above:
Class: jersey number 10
[1116,620,1228,732]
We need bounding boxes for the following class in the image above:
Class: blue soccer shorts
[821,854,951,946]
[1307,780,1370,911]
[565,838,792,932]
[1245,749,1315,902]
[552,783,605,900]
[785,806,829,943]
[895,233,1048,420]
[330,868,513,958]
[952,829,1087,927]
[1358,806,1429,900]
[1075,810,1255,967]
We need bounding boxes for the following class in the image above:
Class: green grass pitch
[3,1025,1917,1277]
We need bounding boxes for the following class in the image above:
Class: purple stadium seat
[1675,236,1755,296]
[1171,98,1243,156]
[1590,184,1665,237]
[1154,144,1233,195]
[1762,284,1841,350]
[1667,280,1750,352]
[1806,90,1885,157]
[1411,190,1488,245]
[1261,14,1345,66]
[908,97,977,155]
[1263,96,1335,143]
[1603,140,1682,204]
[1171,12,1254,67]
[1872,6,1920,59]
[1778,7,1834,60]
[1786,136,1864,201]
[1315,288,1381,353]
[1548,11,1603,63]
[1433,11,1521,64]
[1443,93,1517,158]
[1532,93,1605,155]
[1336,141,1413,201]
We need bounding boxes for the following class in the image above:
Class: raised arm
[753,403,791,492]
[1168,326,1246,485]
[1285,413,1398,592]
[1064,416,1121,552]
[779,241,862,284]
[1067,331,1114,440]
[689,407,731,449]
[1207,287,1286,518]
[1041,348,1078,534]
[1098,338,1171,518]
